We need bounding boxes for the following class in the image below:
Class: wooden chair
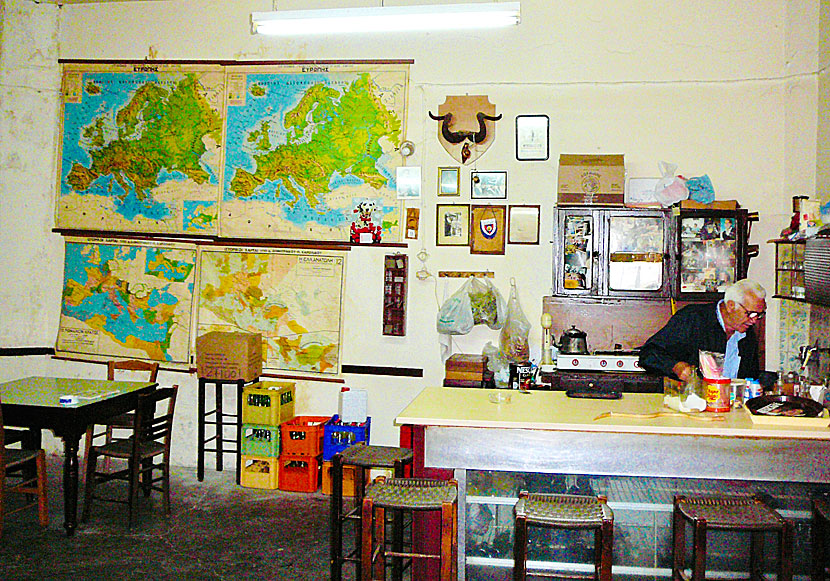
[83,360,160,474]
[82,385,177,528]
[1,394,48,537]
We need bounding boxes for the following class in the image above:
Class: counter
[396,387,830,579]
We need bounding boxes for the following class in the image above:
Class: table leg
[197,378,206,482]
[216,381,223,472]
[62,435,81,536]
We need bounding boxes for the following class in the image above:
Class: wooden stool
[329,443,413,581]
[672,494,793,581]
[513,492,613,581]
[813,495,830,581]
[361,477,457,581]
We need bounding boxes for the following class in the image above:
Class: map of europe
[56,237,197,364]
[221,63,409,241]
[56,63,224,235]
[197,247,345,375]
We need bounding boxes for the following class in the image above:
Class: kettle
[558,325,588,354]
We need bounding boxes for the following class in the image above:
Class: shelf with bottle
[769,238,806,300]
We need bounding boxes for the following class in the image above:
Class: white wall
[0,0,825,466]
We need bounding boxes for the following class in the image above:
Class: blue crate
[322,415,371,461]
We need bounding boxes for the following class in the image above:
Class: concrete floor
[0,453,353,580]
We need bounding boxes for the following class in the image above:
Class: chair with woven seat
[672,494,793,581]
[812,495,830,581]
[330,443,414,581]
[513,492,614,581]
[82,385,177,528]
[83,360,160,475]
[361,476,457,581]
[1,393,48,537]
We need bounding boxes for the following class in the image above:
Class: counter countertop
[395,387,830,440]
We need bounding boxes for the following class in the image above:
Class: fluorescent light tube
[251,2,521,36]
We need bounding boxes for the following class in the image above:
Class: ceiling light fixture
[251,2,521,36]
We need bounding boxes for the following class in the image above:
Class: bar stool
[672,494,793,581]
[360,477,457,581]
[329,443,414,581]
[813,495,830,581]
[513,492,614,581]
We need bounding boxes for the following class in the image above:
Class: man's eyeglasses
[736,302,766,320]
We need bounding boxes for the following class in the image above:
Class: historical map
[56,237,197,364]
[56,63,224,235]
[197,247,346,374]
[221,63,409,241]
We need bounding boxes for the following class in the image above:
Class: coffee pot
[557,325,588,354]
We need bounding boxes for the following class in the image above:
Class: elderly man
[638,279,766,381]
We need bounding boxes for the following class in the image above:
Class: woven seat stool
[361,476,457,581]
[329,443,413,581]
[672,494,793,581]
[812,495,830,581]
[513,492,613,581]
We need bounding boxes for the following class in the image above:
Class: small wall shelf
[769,238,806,300]
[382,253,407,336]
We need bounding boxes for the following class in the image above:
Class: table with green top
[0,376,157,535]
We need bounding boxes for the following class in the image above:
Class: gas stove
[556,350,643,373]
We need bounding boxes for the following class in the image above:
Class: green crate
[241,423,281,457]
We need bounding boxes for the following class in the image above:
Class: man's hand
[672,361,694,383]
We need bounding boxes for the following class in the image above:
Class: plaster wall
[0,0,825,466]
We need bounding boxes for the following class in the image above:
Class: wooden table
[0,376,157,535]
[397,387,830,579]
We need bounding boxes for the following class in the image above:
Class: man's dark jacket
[638,302,760,379]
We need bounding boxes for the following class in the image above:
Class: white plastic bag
[436,278,475,335]
[499,278,531,363]
[654,161,688,207]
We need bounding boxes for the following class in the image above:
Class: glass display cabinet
[675,208,755,300]
[553,207,673,299]
[770,238,806,300]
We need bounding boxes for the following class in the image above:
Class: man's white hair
[724,279,766,303]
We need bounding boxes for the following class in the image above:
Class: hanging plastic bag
[499,278,531,363]
[468,277,507,330]
[685,174,715,204]
[436,278,475,335]
[654,161,688,207]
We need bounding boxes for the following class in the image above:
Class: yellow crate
[240,455,279,490]
[321,461,362,497]
[241,381,295,426]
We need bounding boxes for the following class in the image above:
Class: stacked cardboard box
[443,354,493,388]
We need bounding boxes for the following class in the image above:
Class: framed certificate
[515,115,549,161]
[508,205,540,244]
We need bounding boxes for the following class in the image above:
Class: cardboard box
[558,154,625,205]
[196,331,262,381]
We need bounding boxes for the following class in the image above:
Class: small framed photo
[471,171,507,200]
[515,115,549,161]
[508,205,540,244]
[438,167,460,196]
[436,204,470,246]
[470,204,506,255]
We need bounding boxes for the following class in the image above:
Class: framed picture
[396,166,421,199]
[436,204,470,246]
[515,115,549,161]
[471,170,507,200]
[470,204,506,255]
[438,167,460,196]
[508,205,540,244]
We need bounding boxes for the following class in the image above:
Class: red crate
[278,454,321,493]
[280,415,330,457]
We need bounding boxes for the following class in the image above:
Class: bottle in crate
[323,414,371,461]
[241,381,295,426]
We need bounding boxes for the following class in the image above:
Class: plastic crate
[241,424,281,457]
[280,415,330,457]
[323,415,371,461]
[241,381,295,426]
[278,454,321,493]
[321,460,362,497]
[240,455,279,490]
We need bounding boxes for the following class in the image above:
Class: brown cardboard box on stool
[558,154,625,205]
[196,331,263,381]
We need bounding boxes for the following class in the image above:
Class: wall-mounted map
[55,63,225,235]
[56,237,197,364]
[221,63,408,242]
[196,246,346,375]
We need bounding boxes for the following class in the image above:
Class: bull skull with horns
[429,96,501,164]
